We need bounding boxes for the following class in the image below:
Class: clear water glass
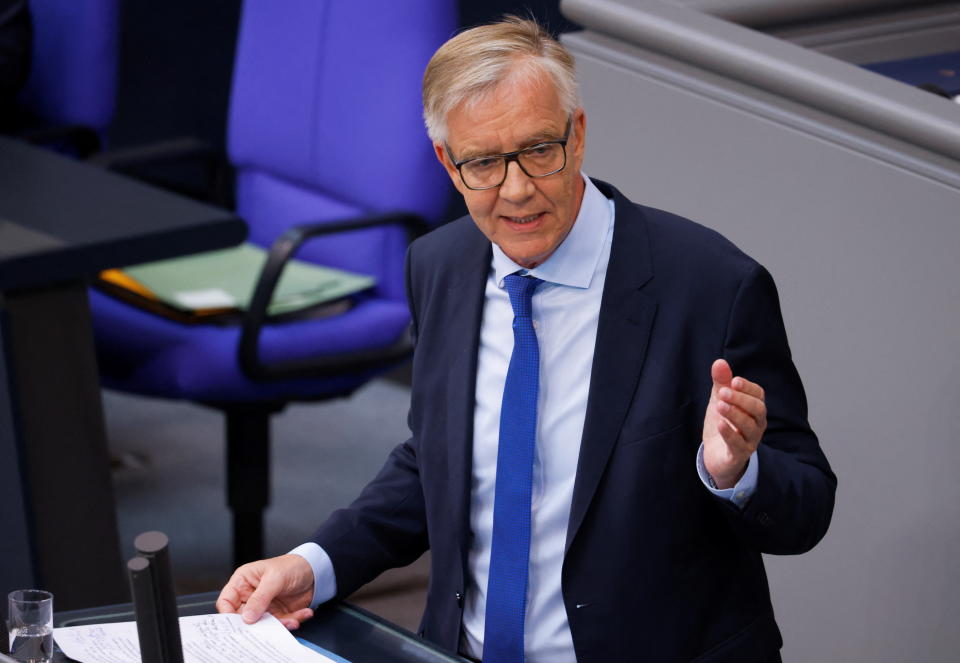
[7,590,53,663]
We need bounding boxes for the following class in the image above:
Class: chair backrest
[17,0,118,132]
[227,0,455,302]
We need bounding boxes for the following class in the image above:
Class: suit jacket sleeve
[715,262,836,554]
[308,246,429,598]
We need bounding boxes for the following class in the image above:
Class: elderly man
[218,17,835,663]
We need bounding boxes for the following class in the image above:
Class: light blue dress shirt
[291,175,758,660]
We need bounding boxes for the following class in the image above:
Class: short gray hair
[422,16,581,144]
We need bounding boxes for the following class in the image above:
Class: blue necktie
[483,273,543,663]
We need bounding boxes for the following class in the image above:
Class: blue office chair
[89,0,455,565]
[13,0,118,156]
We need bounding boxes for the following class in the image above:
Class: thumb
[242,571,283,624]
[711,358,732,389]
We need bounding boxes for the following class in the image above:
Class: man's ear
[571,108,587,164]
[434,142,466,195]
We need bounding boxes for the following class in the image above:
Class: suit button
[455,592,463,606]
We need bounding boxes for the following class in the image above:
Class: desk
[53,594,470,663]
[0,137,246,609]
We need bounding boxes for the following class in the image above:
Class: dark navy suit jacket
[312,180,836,662]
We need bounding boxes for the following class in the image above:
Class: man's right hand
[215,554,315,630]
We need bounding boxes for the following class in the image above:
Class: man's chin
[501,245,553,270]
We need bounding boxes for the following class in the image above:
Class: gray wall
[562,2,960,659]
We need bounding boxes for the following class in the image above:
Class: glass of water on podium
[7,590,53,663]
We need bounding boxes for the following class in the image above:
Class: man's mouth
[504,212,543,225]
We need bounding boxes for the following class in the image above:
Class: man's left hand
[702,358,767,489]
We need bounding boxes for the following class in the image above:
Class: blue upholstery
[89,0,455,563]
[17,0,118,133]
[92,289,411,403]
[93,0,454,402]
[234,169,410,302]
[228,1,448,217]
[228,0,451,302]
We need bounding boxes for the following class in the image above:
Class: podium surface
[53,594,469,663]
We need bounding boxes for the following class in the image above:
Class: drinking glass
[6,590,53,663]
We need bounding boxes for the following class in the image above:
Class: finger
[718,387,768,438]
[215,577,246,614]
[242,571,284,624]
[731,376,765,401]
[717,401,759,443]
[718,387,766,419]
[215,594,238,614]
[290,608,314,623]
[279,608,314,631]
[711,358,733,388]
[716,416,752,454]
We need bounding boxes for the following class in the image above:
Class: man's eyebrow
[521,128,564,146]
[456,128,565,161]
[456,145,499,161]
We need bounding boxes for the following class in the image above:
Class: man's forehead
[443,73,567,155]
[450,121,566,159]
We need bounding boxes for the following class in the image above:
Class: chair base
[232,511,265,568]
[223,405,283,566]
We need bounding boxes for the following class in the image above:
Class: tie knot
[503,273,543,317]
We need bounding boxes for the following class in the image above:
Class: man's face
[435,73,587,269]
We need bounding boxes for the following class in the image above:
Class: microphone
[127,531,184,663]
[128,556,164,663]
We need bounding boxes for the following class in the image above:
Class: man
[218,17,835,662]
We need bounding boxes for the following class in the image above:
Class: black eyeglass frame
[446,117,573,191]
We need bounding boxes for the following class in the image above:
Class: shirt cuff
[288,542,337,609]
[696,444,759,509]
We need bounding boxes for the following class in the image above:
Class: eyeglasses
[446,118,572,191]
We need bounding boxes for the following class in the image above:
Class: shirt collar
[492,174,612,289]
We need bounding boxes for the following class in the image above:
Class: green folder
[121,243,375,317]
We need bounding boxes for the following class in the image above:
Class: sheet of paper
[54,613,341,663]
[172,288,237,309]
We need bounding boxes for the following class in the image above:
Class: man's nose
[498,160,534,202]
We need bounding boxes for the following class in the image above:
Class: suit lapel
[566,184,657,551]
[442,226,491,565]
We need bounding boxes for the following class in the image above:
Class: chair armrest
[88,137,232,206]
[238,211,429,381]
[17,124,102,158]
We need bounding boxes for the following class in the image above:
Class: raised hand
[702,359,767,489]
[215,554,316,630]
